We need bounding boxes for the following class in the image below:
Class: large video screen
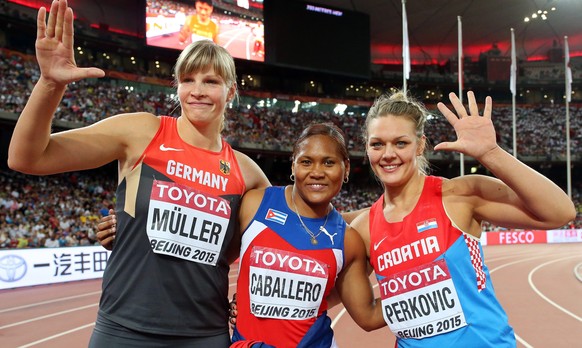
[264,0,370,79]
[145,0,264,62]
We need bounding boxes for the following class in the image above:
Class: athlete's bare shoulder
[105,111,160,127]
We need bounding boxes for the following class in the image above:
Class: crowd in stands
[1,48,581,250]
[2,50,581,158]
[0,165,579,250]
[0,169,116,249]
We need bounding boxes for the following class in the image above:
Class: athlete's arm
[8,2,158,176]
[340,207,368,224]
[326,288,341,308]
[224,187,268,264]
[234,151,271,191]
[349,208,372,257]
[10,108,158,175]
[237,188,266,233]
[335,226,385,331]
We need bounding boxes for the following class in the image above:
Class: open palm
[435,91,498,160]
[36,0,104,85]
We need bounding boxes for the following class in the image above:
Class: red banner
[484,230,547,245]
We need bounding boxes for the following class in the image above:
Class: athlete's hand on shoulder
[96,209,117,251]
[229,293,238,329]
[435,91,498,161]
[36,0,104,86]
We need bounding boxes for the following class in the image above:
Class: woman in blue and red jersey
[231,123,385,348]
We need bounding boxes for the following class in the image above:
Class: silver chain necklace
[291,187,330,245]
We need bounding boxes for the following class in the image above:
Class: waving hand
[435,91,498,160]
[36,0,104,86]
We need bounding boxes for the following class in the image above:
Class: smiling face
[292,133,349,214]
[366,115,425,188]
[174,41,237,130]
[177,67,234,126]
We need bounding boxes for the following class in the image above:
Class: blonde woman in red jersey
[8,1,269,347]
[350,90,575,347]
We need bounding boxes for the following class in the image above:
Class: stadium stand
[0,2,580,250]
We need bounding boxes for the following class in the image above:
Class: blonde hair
[174,40,237,86]
[174,40,238,131]
[363,90,430,175]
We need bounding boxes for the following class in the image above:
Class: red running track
[1,243,581,347]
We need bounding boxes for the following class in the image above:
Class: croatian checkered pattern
[464,234,486,291]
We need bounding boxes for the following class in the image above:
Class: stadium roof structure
[12,0,579,68]
[311,0,582,65]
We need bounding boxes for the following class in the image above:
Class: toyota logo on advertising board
[0,255,27,282]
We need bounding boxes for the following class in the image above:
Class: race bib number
[146,180,231,266]
[249,246,328,320]
[379,259,467,339]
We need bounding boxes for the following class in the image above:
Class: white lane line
[488,252,580,273]
[330,307,348,329]
[0,291,101,314]
[489,252,580,348]
[485,249,556,264]
[574,262,582,283]
[515,335,534,348]
[17,323,95,348]
[0,303,98,330]
[528,255,582,322]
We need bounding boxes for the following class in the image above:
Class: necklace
[291,187,330,245]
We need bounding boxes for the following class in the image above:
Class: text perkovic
[379,259,467,339]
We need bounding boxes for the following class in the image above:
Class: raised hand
[36,0,104,86]
[435,91,498,160]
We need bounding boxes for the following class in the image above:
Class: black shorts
[88,314,230,348]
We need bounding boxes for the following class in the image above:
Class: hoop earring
[343,177,349,184]
[290,174,295,182]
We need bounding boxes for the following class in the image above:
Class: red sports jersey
[99,116,246,337]
[368,176,515,347]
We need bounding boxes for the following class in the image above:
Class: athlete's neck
[177,116,223,151]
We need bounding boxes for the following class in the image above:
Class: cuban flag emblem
[265,208,288,225]
[416,218,438,233]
